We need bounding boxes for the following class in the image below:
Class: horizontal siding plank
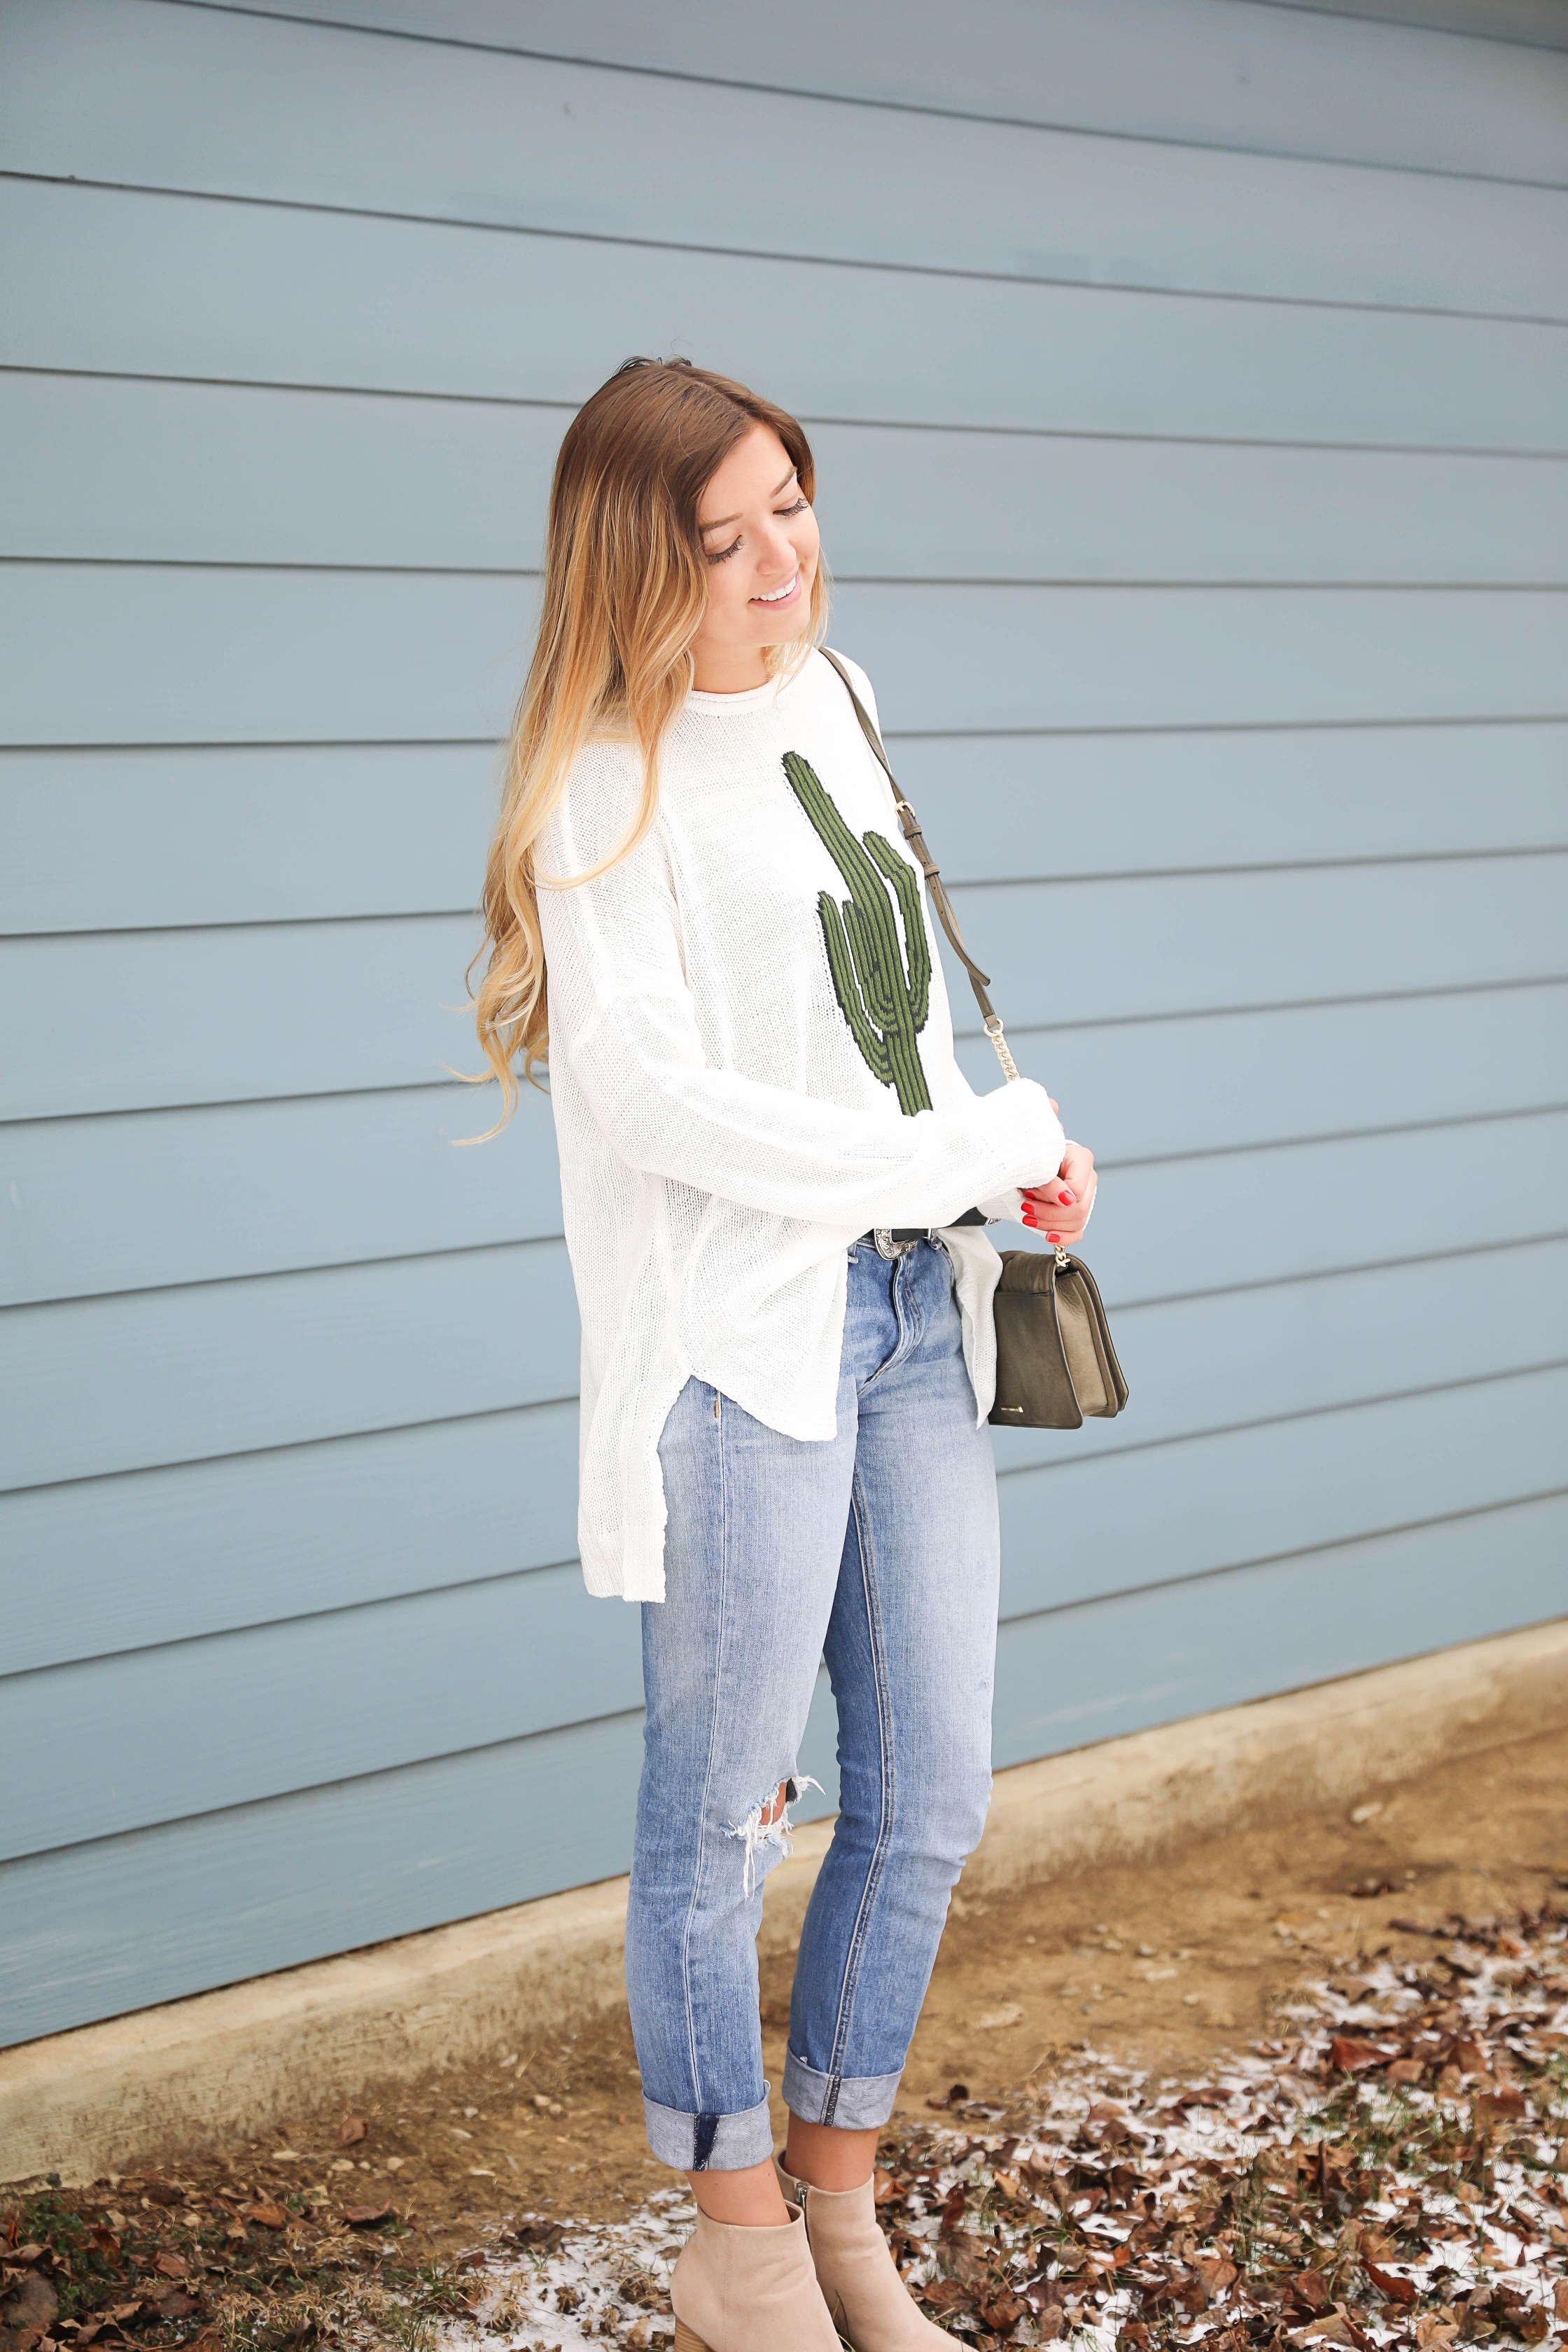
[6,1225,1564,1494]
[164,0,1568,185]
[6,723,1564,937]
[1079,1109,1568,1306]
[0,1403,580,1676]
[0,563,532,746]
[988,1492,1567,1768]
[6,570,1567,748]
[834,582,1568,737]
[6,985,1563,1304]
[963,983,1568,1163]
[997,1362,1568,1621]
[6,1,1565,318]
[7,1365,1560,1856]
[890,722,1568,879]
[0,1708,652,2047]
[7,858,1561,1121]
[821,432,1568,584]
[0,1561,643,1862]
[0,1240,580,1490]
[1,915,484,1119]
[946,855,1568,1040]
[0,743,500,934]
[7,183,1567,456]
[0,1086,559,1306]
[10,375,1568,584]
[4,1497,1559,2045]
[0,374,570,573]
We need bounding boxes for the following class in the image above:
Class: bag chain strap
[820,649,1072,1263]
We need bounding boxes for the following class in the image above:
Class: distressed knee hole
[758,1779,790,1828]
[727,1774,822,1896]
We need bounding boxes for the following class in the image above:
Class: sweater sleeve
[537,755,1065,1232]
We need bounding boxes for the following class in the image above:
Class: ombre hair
[468,358,828,1127]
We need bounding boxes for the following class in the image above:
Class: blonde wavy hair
[467,357,829,1129]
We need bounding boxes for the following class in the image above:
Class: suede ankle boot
[776,2155,951,2348]
[670,2199,841,2352]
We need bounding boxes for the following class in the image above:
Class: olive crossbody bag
[820,649,1128,1432]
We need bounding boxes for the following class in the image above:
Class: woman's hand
[1021,1130,1096,1248]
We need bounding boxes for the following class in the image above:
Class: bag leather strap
[819,647,1020,1082]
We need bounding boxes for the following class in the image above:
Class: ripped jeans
[626,1238,1000,2171]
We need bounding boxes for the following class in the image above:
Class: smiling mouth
[750,575,800,606]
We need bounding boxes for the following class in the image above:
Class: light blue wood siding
[1,0,1564,2049]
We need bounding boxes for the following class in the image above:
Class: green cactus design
[783,750,933,1116]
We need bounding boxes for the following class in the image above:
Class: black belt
[860,1208,988,1252]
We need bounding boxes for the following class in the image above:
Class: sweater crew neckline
[685,653,819,716]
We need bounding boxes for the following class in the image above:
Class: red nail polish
[1046,1232,1063,1245]
[1058,1189,1074,1205]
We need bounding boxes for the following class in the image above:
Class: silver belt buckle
[873,1227,918,1260]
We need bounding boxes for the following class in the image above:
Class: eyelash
[706,498,810,565]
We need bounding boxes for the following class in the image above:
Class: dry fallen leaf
[1293,2316,1367,2350]
[148,2285,200,2320]
[1366,2262,1418,2306]
[1195,2254,1239,2300]
[1327,2034,1391,2072]
[338,2116,368,2146]
[243,2202,288,2231]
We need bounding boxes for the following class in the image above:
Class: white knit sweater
[536,648,1066,1600]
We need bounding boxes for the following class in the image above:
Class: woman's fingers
[1022,1213,1090,1241]
[1021,1193,1093,1242]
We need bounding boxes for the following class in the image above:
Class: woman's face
[690,424,820,687]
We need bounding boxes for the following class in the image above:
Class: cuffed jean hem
[642,2090,776,2172]
[782,2050,904,2130]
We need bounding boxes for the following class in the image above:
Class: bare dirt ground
[4,1722,1564,2351]
[260,1720,1563,2244]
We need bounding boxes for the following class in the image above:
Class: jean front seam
[820,1468,898,2113]
[857,1246,924,1398]
[676,1385,729,2143]
[899,1249,927,1358]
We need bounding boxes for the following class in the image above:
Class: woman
[474,360,1096,2352]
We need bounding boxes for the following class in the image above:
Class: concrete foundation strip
[4,1618,1564,2184]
